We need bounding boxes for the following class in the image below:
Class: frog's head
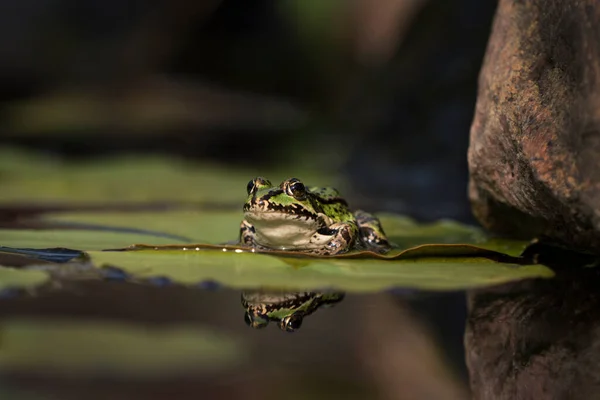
[244,177,321,215]
[241,291,345,332]
[243,177,328,249]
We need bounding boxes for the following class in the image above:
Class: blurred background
[0,0,497,221]
[0,0,500,398]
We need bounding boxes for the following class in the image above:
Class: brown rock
[468,0,600,252]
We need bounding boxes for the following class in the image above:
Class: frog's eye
[248,177,271,195]
[279,315,303,332]
[246,180,255,195]
[285,178,307,200]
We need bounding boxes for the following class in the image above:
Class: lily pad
[0,148,336,205]
[0,318,243,377]
[0,149,549,292]
[0,229,183,252]
[40,210,242,246]
[89,250,554,292]
[0,211,550,292]
[35,210,529,259]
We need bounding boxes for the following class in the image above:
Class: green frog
[241,290,345,332]
[240,177,391,255]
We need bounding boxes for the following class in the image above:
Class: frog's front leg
[354,210,391,253]
[240,219,256,246]
[311,221,358,255]
[239,220,278,252]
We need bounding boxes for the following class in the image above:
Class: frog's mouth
[244,210,317,222]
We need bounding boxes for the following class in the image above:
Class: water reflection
[0,266,470,399]
[0,246,473,398]
[241,290,345,332]
[466,266,600,399]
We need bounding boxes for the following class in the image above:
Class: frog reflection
[241,290,344,332]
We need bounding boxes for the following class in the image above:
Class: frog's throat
[244,211,334,250]
[244,210,321,223]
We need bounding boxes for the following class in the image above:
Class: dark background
[0,0,497,222]
[0,1,500,398]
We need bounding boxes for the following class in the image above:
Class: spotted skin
[240,177,391,255]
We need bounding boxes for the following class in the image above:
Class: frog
[240,177,391,256]
[241,290,345,332]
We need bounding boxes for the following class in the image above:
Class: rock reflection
[466,266,600,399]
[241,290,345,332]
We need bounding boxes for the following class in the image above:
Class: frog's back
[307,186,340,200]
[308,186,354,223]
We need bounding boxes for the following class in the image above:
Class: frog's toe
[324,240,350,255]
[240,220,256,246]
[359,229,391,253]
[355,210,391,253]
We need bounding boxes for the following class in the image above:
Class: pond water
[0,258,596,400]
[0,152,594,399]
[0,274,469,400]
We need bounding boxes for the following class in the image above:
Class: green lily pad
[377,214,530,257]
[0,229,183,252]
[40,210,242,246]
[89,250,554,292]
[0,318,243,377]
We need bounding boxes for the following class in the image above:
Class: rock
[468,0,600,252]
